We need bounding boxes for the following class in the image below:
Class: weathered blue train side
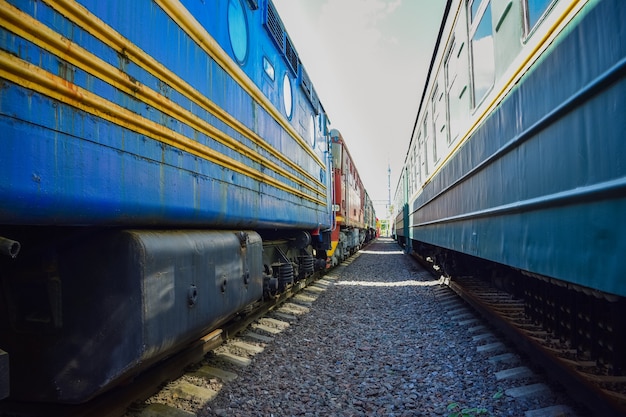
[0,0,339,403]
[0,0,332,229]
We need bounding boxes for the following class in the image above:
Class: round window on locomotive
[228,0,248,64]
[283,73,293,119]
[309,114,316,146]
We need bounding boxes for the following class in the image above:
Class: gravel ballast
[199,238,585,417]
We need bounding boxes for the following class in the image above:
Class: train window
[228,0,248,64]
[424,111,438,175]
[457,42,465,58]
[431,80,448,162]
[412,144,419,190]
[423,114,430,175]
[469,0,495,107]
[263,57,275,80]
[445,40,459,142]
[418,134,424,182]
[523,0,555,34]
[469,0,480,22]
[282,73,293,119]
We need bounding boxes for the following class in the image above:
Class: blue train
[0,0,374,403]
[394,0,626,375]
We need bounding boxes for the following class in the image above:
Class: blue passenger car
[0,0,334,403]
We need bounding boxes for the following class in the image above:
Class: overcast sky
[272,0,447,219]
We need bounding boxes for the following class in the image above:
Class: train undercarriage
[0,226,329,403]
[327,227,375,267]
[401,238,626,376]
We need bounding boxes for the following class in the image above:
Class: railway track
[126,268,347,417]
[431,285,581,417]
[416,256,626,417]
[129,247,605,417]
[131,290,328,416]
[2,242,606,416]
[196,239,589,416]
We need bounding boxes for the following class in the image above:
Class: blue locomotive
[394,0,625,375]
[0,0,373,403]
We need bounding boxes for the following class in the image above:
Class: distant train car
[328,129,377,266]
[394,0,625,370]
[0,0,371,404]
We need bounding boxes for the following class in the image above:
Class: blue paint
[0,0,331,230]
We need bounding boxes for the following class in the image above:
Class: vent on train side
[301,69,320,114]
[310,88,320,114]
[301,68,312,96]
[264,0,298,76]
[284,36,299,75]
[265,1,284,52]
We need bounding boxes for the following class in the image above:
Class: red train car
[328,129,376,266]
